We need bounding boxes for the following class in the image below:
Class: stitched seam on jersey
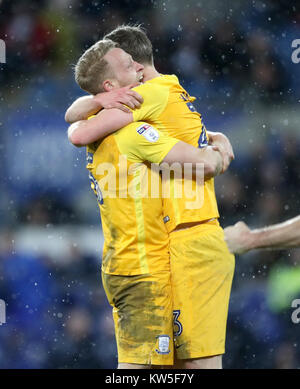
[133,168,149,274]
[159,83,181,227]
[169,178,181,227]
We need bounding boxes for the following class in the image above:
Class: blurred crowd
[1,0,300,107]
[1,0,300,369]
[0,230,117,368]
[218,130,300,368]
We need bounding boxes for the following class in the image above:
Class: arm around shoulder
[65,95,101,124]
[67,109,134,147]
[162,141,224,179]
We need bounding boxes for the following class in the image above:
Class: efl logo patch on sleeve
[136,124,159,143]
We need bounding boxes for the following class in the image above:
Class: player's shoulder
[158,74,180,85]
[133,74,179,93]
[114,121,146,139]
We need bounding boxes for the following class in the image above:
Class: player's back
[132,75,219,232]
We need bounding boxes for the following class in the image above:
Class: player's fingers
[230,147,235,160]
[227,146,234,159]
[223,157,231,173]
[123,93,142,108]
[127,90,144,103]
[123,99,135,109]
[218,151,227,173]
[127,96,142,108]
[115,103,131,113]
[130,97,142,108]
[224,230,233,242]
[118,96,135,109]
[224,149,234,163]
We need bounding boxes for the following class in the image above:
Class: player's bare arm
[68,108,133,146]
[162,141,225,179]
[224,215,300,254]
[68,110,236,168]
[65,85,143,123]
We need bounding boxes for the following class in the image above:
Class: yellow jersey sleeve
[114,122,179,164]
[131,81,169,122]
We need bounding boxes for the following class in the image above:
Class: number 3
[173,310,183,336]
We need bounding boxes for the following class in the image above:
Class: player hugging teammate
[66,25,235,369]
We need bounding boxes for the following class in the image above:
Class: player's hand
[209,132,234,173]
[93,84,143,113]
[224,221,252,254]
[210,144,231,174]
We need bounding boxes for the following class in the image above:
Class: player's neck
[143,65,160,82]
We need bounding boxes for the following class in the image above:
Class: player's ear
[102,79,115,92]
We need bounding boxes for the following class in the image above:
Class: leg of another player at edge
[118,363,150,369]
[173,355,222,369]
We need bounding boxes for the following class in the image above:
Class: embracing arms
[65,85,143,123]
[66,89,234,179]
[163,141,225,179]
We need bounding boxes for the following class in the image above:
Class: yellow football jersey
[132,75,220,232]
[86,121,179,275]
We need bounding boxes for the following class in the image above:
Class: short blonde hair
[75,39,117,95]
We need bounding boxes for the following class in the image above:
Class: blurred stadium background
[0,0,300,369]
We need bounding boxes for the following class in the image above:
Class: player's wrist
[92,93,106,109]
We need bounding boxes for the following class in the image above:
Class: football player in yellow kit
[66,27,235,369]
[86,109,226,368]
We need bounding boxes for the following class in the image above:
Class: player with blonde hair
[66,26,235,369]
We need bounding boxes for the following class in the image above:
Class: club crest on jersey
[137,124,159,142]
[155,335,171,355]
